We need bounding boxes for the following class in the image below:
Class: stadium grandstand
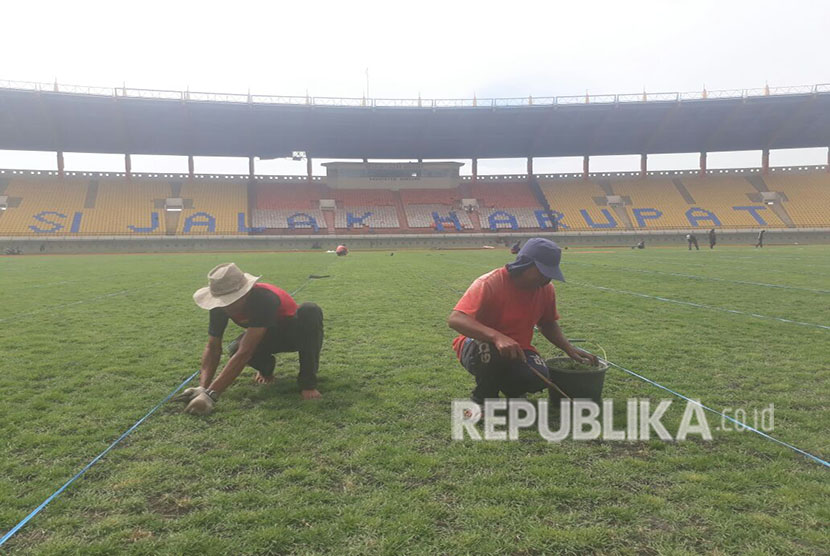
[0,80,828,250]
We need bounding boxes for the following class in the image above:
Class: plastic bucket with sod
[545,357,609,403]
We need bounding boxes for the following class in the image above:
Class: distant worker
[686,233,699,251]
[631,240,645,250]
[336,244,349,256]
[447,238,598,412]
[176,263,325,415]
[755,229,765,248]
[510,240,521,255]
[708,228,716,249]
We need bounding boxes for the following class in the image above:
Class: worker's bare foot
[253,372,275,385]
[301,389,322,400]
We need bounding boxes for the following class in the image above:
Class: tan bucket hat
[193,263,260,310]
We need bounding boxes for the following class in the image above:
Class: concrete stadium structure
[1,80,828,253]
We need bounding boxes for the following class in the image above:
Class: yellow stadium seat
[0,179,87,236]
[764,173,830,228]
[177,181,248,234]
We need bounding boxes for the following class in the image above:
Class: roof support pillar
[699,151,707,177]
[827,147,829,172]
[57,151,65,178]
[472,158,478,184]
[248,156,255,180]
[188,155,195,180]
[640,153,647,178]
[762,149,770,175]
[125,153,132,180]
[306,156,313,182]
[526,157,533,180]
[583,156,589,180]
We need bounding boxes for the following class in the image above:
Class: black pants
[229,302,324,390]
[460,338,550,403]
[688,237,699,250]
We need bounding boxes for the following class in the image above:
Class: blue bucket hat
[506,237,565,282]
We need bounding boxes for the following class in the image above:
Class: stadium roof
[1,81,829,160]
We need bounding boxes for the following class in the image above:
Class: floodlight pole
[762,149,770,175]
[57,151,64,178]
[699,152,707,176]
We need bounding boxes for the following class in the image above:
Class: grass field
[1,245,828,555]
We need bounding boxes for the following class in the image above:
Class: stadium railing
[2,79,829,109]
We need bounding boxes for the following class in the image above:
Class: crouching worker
[447,238,597,411]
[176,263,324,415]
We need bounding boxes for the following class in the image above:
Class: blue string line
[603,359,829,468]
[0,371,199,547]
[0,272,328,547]
[436,266,828,467]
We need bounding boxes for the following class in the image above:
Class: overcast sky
[1,0,827,175]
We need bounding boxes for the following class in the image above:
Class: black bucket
[545,357,609,403]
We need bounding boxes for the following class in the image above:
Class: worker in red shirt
[448,238,597,407]
[176,263,324,415]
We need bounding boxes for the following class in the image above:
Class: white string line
[426,259,830,466]
[612,256,829,280]
[0,282,167,324]
[674,254,830,272]
[726,255,830,269]
[16,280,79,289]
[6,277,136,291]
[436,258,830,331]
[432,257,830,466]
[565,260,830,294]
[720,250,830,263]
[573,281,830,331]
[7,270,156,291]
[0,257,338,324]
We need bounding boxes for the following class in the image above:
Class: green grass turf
[0,245,828,555]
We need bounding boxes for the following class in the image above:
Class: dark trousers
[460,338,550,402]
[688,237,699,250]
[229,302,324,390]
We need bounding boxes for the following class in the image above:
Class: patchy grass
[0,245,828,554]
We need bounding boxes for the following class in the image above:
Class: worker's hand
[301,389,322,400]
[253,371,275,385]
[172,386,206,403]
[184,392,216,415]
[493,334,526,361]
[567,347,599,366]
